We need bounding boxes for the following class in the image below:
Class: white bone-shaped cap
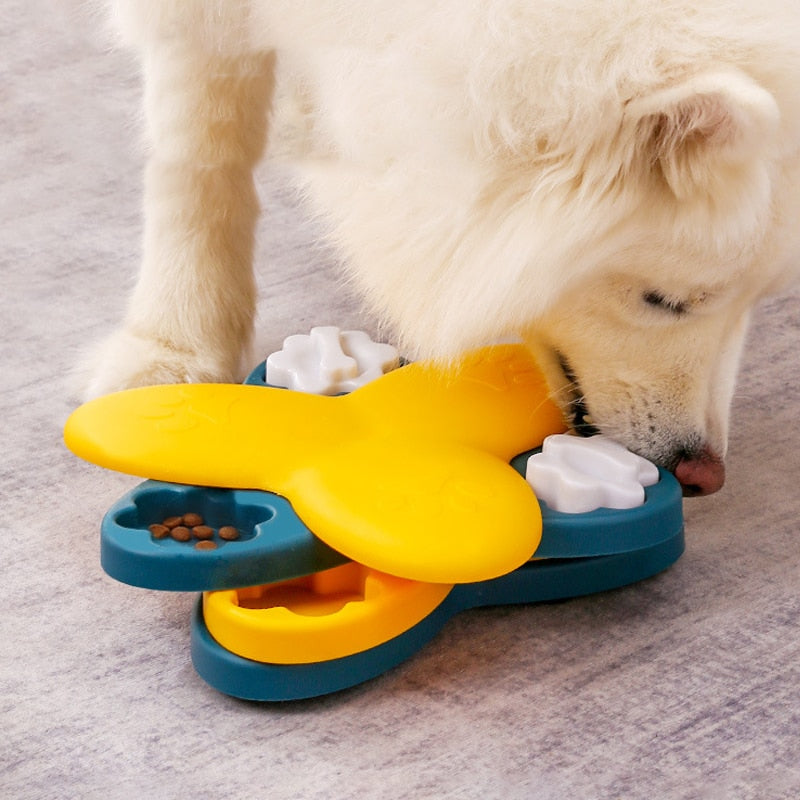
[267,327,400,395]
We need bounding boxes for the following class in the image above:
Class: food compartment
[100,480,348,592]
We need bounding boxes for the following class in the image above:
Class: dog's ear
[626,69,779,200]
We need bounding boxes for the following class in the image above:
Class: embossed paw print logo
[266,326,400,395]
[525,434,659,513]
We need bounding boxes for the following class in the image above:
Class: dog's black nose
[674,446,725,496]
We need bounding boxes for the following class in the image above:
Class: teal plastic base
[100,463,681,591]
[190,528,685,701]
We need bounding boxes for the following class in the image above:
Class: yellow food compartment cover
[203,562,454,664]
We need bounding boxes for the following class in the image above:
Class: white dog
[85,0,800,496]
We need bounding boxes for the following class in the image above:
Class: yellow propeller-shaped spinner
[64,344,566,583]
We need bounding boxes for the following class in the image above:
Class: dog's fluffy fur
[85,0,800,493]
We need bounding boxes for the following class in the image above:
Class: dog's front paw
[74,328,245,399]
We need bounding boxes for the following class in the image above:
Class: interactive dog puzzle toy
[64,332,685,701]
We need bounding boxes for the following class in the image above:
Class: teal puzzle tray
[190,528,685,701]
[99,460,682,592]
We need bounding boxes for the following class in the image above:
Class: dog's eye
[642,291,689,315]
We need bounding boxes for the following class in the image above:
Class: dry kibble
[194,540,218,551]
[218,526,240,541]
[149,512,243,547]
[149,524,170,540]
[170,525,192,542]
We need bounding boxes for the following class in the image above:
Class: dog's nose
[674,446,725,496]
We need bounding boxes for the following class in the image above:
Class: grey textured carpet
[3,3,800,799]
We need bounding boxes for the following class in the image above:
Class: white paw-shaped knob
[525,434,659,513]
[266,327,400,395]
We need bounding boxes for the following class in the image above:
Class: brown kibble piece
[218,526,240,541]
[192,525,214,540]
[149,524,170,539]
[162,516,183,529]
[194,540,218,551]
[182,512,204,527]
[170,526,191,542]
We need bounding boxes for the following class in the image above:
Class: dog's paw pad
[266,327,399,395]
[525,434,659,513]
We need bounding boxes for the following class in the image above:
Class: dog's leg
[82,46,275,397]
